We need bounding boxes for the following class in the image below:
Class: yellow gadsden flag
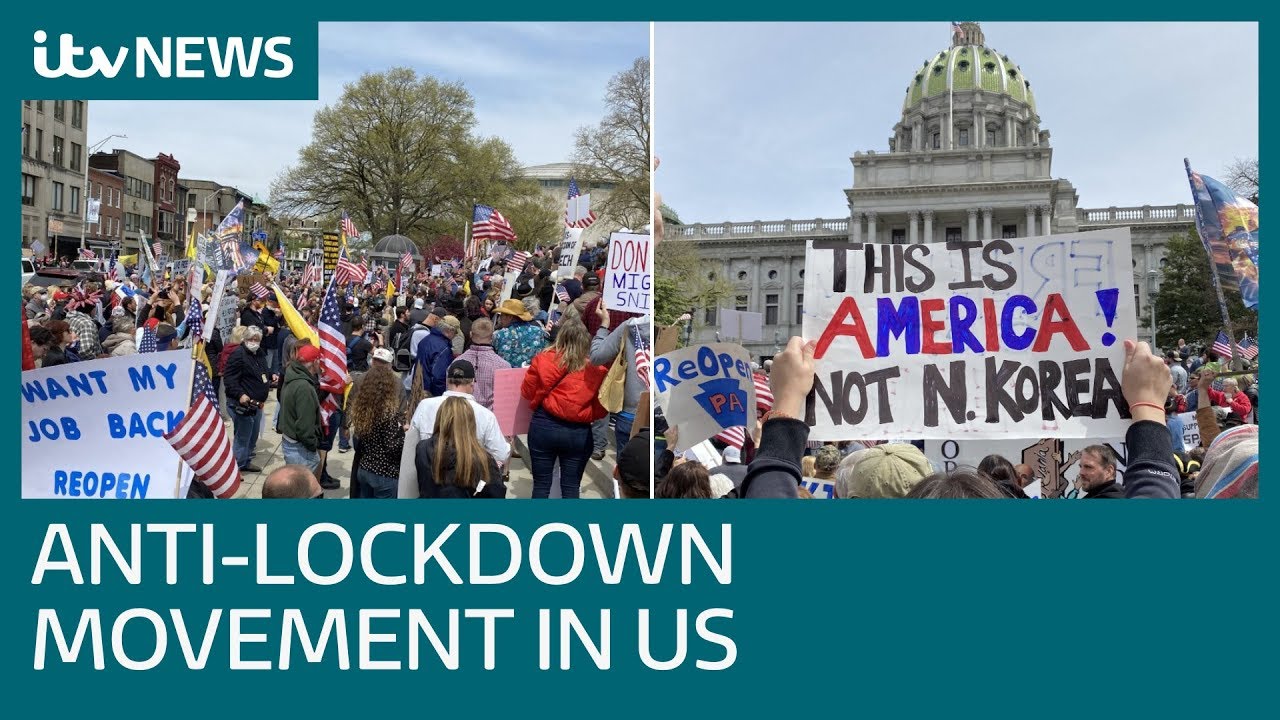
[252,242,280,276]
[271,284,318,347]
[385,279,395,299]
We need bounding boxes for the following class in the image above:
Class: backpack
[393,325,422,373]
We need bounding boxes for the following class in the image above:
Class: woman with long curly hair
[415,396,505,499]
[346,363,406,498]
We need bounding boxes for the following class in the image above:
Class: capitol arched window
[737,270,747,281]
[932,132,941,149]
[767,270,778,280]
[958,128,969,146]
[987,128,997,146]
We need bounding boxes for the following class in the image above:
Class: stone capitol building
[671,22,1194,357]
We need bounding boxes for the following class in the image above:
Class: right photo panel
[653,21,1259,499]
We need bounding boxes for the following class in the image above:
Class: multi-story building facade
[21,100,90,258]
[669,23,1194,355]
[181,178,251,233]
[152,153,181,255]
[85,168,125,252]
[89,149,157,256]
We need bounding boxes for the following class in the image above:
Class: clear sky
[655,22,1258,223]
[89,22,649,203]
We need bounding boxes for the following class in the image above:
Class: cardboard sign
[802,229,1137,440]
[322,231,340,286]
[556,227,584,280]
[922,436,1129,499]
[217,286,239,337]
[604,232,652,314]
[652,343,757,450]
[202,270,231,342]
[655,326,681,356]
[492,368,533,436]
[719,309,764,342]
[21,351,194,499]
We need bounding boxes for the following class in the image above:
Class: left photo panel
[20,22,653,500]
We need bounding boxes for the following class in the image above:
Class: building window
[188,192,197,207]
[1017,127,1025,146]
[35,129,42,160]
[36,101,44,113]
[765,294,779,326]
[71,187,80,216]
[53,136,64,167]
[70,142,82,171]
[735,295,748,312]
[945,227,962,243]
[144,182,152,201]
[767,269,778,280]
[737,270,747,281]
[795,293,804,324]
[987,129,997,146]
[799,269,805,279]
[24,100,30,107]
[72,101,84,129]
[22,175,36,206]
[958,128,969,146]
[1002,224,1018,239]
[22,124,30,156]
[1134,284,1141,313]
[115,188,121,208]
[891,228,906,244]
[53,101,65,121]
[52,182,64,211]
[705,307,717,325]
[932,132,941,149]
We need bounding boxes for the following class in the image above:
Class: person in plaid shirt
[454,318,511,410]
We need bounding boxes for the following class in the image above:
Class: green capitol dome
[903,22,1036,113]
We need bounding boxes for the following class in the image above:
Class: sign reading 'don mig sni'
[23,19,317,99]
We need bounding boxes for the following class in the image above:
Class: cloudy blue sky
[90,22,649,202]
[656,22,1258,222]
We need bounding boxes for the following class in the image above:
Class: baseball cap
[447,359,475,381]
[372,347,394,364]
[439,315,461,332]
[723,446,742,464]
[409,308,429,325]
[296,345,322,363]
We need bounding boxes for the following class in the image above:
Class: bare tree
[572,58,651,231]
[1224,157,1259,204]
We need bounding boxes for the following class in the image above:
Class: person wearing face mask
[279,344,325,478]
[222,326,274,473]
[25,286,50,320]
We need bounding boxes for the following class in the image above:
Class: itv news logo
[32,30,294,79]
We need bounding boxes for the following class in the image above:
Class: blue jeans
[591,416,609,453]
[282,437,319,473]
[231,409,263,469]
[357,468,398,499]
[319,407,342,452]
[613,413,634,455]
[528,409,592,499]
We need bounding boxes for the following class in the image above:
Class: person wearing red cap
[279,343,324,478]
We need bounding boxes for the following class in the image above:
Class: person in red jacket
[520,319,609,498]
[1205,375,1253,424]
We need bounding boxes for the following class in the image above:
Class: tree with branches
[572,58,651,231]
[1223,157,1259,205]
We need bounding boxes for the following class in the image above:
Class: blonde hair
[802,456,816,477]
[432,397,492,489]
[552,319,591,373]
[228,325,249,345]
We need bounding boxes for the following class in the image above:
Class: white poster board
[719,309,764,342]
[567,193,593,226]
[203,270,231,342]
[802,229,1137,440]
[652,343,758,450]
[22,351,194,499]
[603,232,652,314]
[556,227,584,280]
[922,436,1130,499]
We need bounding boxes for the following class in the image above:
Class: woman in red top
[520,319,609,498]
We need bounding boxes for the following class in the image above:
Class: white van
[21,258,36,285]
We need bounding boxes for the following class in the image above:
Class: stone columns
[866,212,877,244]
[1025,205,1037,237]
[922,210,934,245]
[967,209,979,243]
[1038,204,1051,234]
[1006,117,1015,147]
[850,212,862,244]
[908,211,920,245]
[982,207,993,240]
[913,119,923,151]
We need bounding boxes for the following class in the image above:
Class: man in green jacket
[279,344,324,476]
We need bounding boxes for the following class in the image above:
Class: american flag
[472,204,518,242]
[163,360,241,499]
[1239,336,1260,361]
[139,326,158,353]
[79,247,96,260]
[340,211,359,240]
[399,252,414,274]
[631,324,651,388]
[186,293,203,340]
[508,251,530,275]
[302,256,322,286]
[566,178,598,228]
[334,249,364,287]
[152,241,163,259]
[107,257,119,280]
[250,282,272,299]
[316,275,349,398]
[555,284,570,304]
[1212,331,1236,358]
[712,375,774,449]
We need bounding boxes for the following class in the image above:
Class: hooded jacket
[278,360,321,451]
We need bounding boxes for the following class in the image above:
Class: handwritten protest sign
[802,228,1136,440]
[203,270,231,342]
[22,351,194,499]
[492,368,533,436]
[556,227,584,280]
[604,232,652,314]
[800,478,837,499]
[922,436,1130,499]
[653,343,757,450]
[322,231,340,286]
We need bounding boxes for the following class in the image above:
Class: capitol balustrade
[669,204,1195,241]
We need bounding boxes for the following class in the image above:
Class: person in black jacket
[239,294,265,332]
[1077,445,1124,498]
[415,396,506,499]
[221,326,274,473]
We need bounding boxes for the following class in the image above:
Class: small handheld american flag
[473,204,518,242]
[1240,336,1259,361]
[508,251,530,275]
[334,249,364,287]
[555,284,570,304]
[164,359,242,499]
[340,211,359,240]
[79,247,96,260]
[250,282,272,299]
[1212,331,1235,358]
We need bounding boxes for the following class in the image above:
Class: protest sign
[203,270,231,342]
[922,436,1129,499]
[431,264,443,277]
[655,326,681,356]
[802,228,1137,440]
[322,231,340,286]
[604,232,652,314]
[684,440,723,470]
[719,309,764,342]
[217,286,239,338]
[493,368,533,436]
[800,477,837,499]
[22,351,194,499]
[652,343,757,450]
[1176,411,1200,449]
[556,227,584,280]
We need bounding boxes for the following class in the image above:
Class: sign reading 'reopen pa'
[652,343,757,450]
[21,351,193,499]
